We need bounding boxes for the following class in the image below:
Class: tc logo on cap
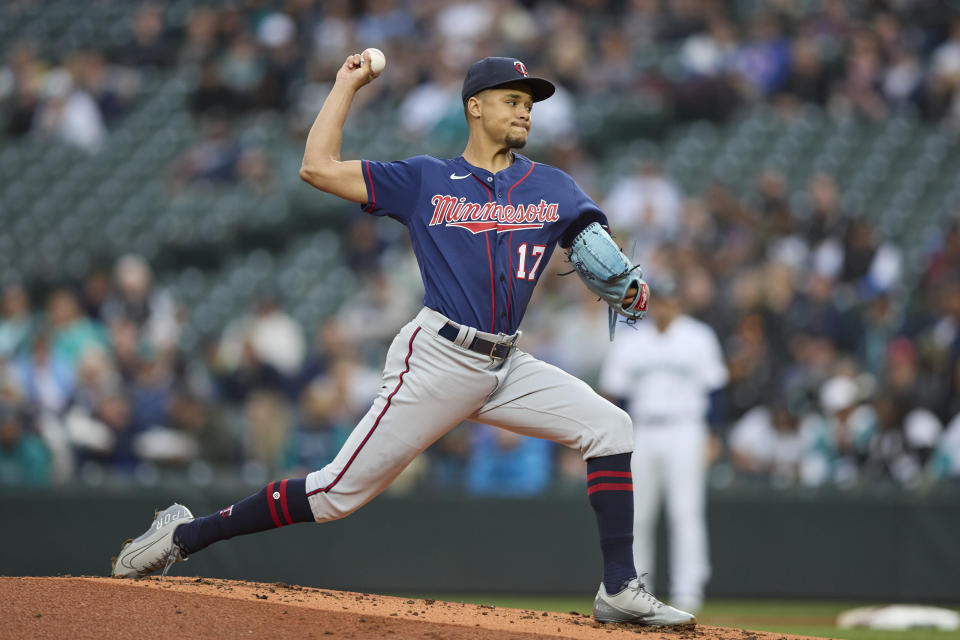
[514,61,529,76]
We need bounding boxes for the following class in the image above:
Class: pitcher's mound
[2,576,818,639]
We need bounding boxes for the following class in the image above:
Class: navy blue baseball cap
[461,57,555,104]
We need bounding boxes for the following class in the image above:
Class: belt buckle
[493,331,521,359]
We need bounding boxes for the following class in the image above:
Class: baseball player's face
[651,295,681,327]
[479,84,533,148]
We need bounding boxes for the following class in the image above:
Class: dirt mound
[2,576,820,639]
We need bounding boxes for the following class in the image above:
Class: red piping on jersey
[506,231,513,330]
[587,483,635,495]
[473,174,495,332]
[278,478,292,525]
[587,470,633,481]
[266,481,283,527]
[307,327,421,498]
[363,160,376,211]
[504,162,533,333]
[507,161,535,203]
[484,232,494,331]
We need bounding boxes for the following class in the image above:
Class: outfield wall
[2,487,957,601]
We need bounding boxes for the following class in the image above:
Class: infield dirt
[1,576,826,639]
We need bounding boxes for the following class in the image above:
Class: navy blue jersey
[360,153,608,334]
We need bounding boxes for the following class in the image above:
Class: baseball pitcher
[111,51,694,628]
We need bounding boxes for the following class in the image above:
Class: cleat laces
[623,574,664,610]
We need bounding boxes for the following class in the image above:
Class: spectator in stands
[128,343,174,431]
[674,17,741,120]
[0,283,34,358]
[779,34,833,108]
[0,41,45,137]
[216,293,305,403]
[71,390,140,472]
[45,288,109,372]
[169,112,243,189]
[13,329,74,417]
[882,44,924,112]
[786,274,857,353]
[602,159,682,265]
[799,375,873,487]
[343,218,388,276]
[660,0,708,41]
[933,411,960,479]
[838,30,887,120]
[855,288,900,379]
[863,394,942,486]
[582,27,634,97]
[679,18,739,79]
[71,347,120,413]
[102,254,182,354]
[396,59,463,141]
[729,399,805,486]
[465,423,553,496]
[429,427,471,489]
[79,266,111,322]
[920,221,960,303]
[0,403,50,485]
[925,19,960,124]
[217,34,267,111]
[112,3,176,68]
[166,389,235,466]
[189,60,242,119]
[282,377,351,476]
[337,270,415,354]
[68,49,139,127]
[241,389,291,480]
[178,7,220,66]
[724,312,778,422]
[732,13,791,99]
[803,173,846,249]
[356,0,416,46]
[33,66,106,153]
[255,11,303,112]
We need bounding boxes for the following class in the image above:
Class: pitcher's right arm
[299,51,381,204]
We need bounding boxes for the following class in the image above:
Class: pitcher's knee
[580,404,634,459]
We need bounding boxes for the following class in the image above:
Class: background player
[600,274,729,613]
[111,50,694,628]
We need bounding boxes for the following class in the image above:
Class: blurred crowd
[3,0,960,492]
[5,0,960,153]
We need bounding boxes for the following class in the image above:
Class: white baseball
[363,48,386,74]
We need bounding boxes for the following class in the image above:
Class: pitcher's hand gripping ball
[362,48,386,73]
[567,222,649,338]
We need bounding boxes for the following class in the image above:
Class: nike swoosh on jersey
[450,173,472,180]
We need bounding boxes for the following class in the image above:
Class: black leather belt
[438,322,515,359]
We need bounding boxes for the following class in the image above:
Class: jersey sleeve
[359,156,426,222]
[559,175,610,248]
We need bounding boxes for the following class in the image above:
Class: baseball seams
[304,308,633,522]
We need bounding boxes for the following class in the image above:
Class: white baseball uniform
[599,314,728,609]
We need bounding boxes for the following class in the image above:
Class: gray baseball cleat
[593,576,696,627]
[111,503,194,579]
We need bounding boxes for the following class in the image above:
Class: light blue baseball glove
[567,222,649,339]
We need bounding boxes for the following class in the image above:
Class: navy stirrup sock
[587,453,638,593]
[174,478,314,556]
